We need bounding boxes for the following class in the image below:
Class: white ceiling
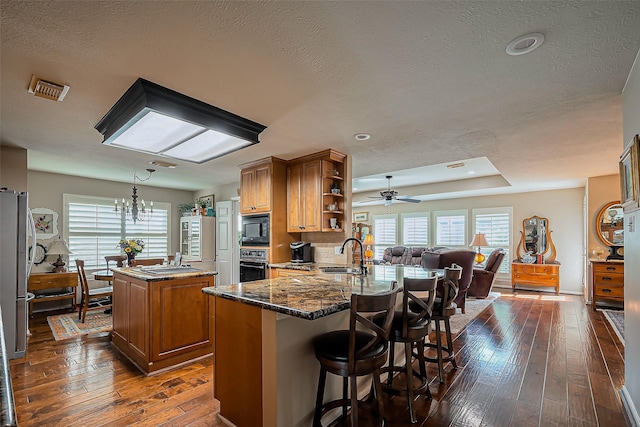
[1,1,639,200]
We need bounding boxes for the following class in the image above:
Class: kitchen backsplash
[312,242,349,265]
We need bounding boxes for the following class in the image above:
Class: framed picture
[353,212,368,222]
[619,134,640,212]
[198,194,214,209]
[30,208,59,239]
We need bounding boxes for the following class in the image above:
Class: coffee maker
[290,241,312,263]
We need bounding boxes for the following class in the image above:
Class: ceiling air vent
[28,75,70,101]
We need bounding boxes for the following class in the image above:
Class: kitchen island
[112,266,217,376]
[202,264,441,427]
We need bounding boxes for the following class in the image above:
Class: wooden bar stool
[421,265,462,383]
[313,283,399,427]
[376,274,438,423]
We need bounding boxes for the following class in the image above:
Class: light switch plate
[334,246,342,255]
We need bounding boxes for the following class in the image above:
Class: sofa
[467,248,506,298]
[378,246,427,265]
[420,248,476,313]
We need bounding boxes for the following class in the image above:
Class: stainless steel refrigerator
[0,189,35,360]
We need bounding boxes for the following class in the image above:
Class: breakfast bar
[202,264,441,427]
[111,266,217,376]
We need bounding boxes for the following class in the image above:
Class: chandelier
[115,169,155,223]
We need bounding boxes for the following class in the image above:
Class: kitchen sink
[319,267,361,274]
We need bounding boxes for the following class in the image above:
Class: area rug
[603,309,624,345]
[47,311,112,341]
[449,292,500,335]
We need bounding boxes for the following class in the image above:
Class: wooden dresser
[511,261,561,294]
[590,260,624,311]
[28,272,78,315]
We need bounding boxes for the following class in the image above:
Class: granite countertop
[113,266,217,281]
[268,262,325,271]
[202,264,443,320]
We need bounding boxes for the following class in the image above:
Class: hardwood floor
[9,290,626,426]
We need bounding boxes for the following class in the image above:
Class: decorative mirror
[516,215,557,262]
[595,201,624,259]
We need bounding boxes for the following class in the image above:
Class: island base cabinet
[214,296,375,427]
[112,273,215,375]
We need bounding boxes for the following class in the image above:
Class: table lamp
[48,237,72,273]
[363,233,375,264]
[469,233,488,264]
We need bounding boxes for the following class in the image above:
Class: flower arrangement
[118,239,145,255]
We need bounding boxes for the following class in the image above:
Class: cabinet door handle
[606,267,616,271]
[602,277,612,281]
[602,288,612,294]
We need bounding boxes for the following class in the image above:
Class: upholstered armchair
[421,248,476,313]
[467,248,506,298]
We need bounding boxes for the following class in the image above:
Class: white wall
[622,48,640,423]
[361,187,585,294]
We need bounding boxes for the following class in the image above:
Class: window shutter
[373,215,397,260]
[474,211,511,273]
[402,215,429,246]
[436,215,465,246]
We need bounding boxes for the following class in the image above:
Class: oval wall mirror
[595,201,624,247]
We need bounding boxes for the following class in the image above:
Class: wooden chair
[105,255,127,270]
[313,283,399,427]
[76,259,113,323]
[376,274,438,423]
[418,265,462,383]
[129,258,165,266]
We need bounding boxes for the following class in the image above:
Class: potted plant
[198,200,207,216]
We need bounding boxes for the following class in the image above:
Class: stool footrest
[380,366,429,396]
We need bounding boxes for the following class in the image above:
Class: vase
[126,252,136,267]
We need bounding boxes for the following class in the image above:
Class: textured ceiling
[1,1,639,200]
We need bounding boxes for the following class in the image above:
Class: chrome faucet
[340,237,367,275]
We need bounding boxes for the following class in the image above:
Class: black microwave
[241,214,270,246]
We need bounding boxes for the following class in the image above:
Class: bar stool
[313,283,399,427]
[418,265,462,383]
[376,275,438,423]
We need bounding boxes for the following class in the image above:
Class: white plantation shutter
[402,213,429,246]
[473,208,512,273]
[65,194,170,271]
[435,211,466,247]
[373,214,397,260]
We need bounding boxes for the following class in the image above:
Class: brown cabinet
[240,162,272,214]
[269,267,314,278]
[27,272,78,315]
[112,272,215,375]
[511,262,560,294]
[591,260,624,311]
[286,149,346,233]
[287,159,322,232]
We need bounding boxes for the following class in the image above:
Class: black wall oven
[239,248,268,282]
[241,214,270,246]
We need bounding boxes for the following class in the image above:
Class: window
[64,194,170,271]
[434,210,467,247]
[372,214,397,260]
[473,207,512,273]
[401,213,429,247]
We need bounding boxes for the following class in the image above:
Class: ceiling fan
[366,175,421,206]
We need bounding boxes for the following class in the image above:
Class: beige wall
[28,170,196,263]
[361,187,585,294]
[0,145,28,192]
[622,48,640,422]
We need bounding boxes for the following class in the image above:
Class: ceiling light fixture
[506,32,544,56]
[95,78,266,164]
[354,133,371,141]
[115,168,155,224]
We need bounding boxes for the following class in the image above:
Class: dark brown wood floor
[9,290,626,426]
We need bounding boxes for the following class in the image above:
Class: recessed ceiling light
[506,33,544,56]
[354,133,370,141]
[467,170,476,175]
[149,160,177,168]
[446,162,465,169]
